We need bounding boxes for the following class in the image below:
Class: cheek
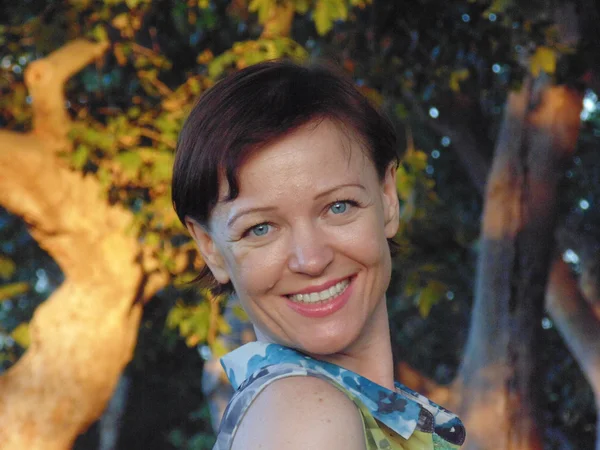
[224,242,288,295]
[332,212,389,266]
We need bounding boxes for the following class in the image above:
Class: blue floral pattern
[214,341,465,449]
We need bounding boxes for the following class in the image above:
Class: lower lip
[285,278,353,318]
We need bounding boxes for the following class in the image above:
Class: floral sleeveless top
[213,341,465,450]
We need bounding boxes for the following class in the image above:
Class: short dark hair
[172,60,399,294]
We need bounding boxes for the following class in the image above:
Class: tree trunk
[452,79,583,449]
[0,39,166,449]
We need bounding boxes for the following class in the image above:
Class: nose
[287,223,333,276]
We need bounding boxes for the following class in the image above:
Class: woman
[172,60,465,450]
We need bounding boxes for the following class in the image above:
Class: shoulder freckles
[231,375,366,450]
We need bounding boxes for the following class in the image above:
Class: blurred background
[0,0,599,449]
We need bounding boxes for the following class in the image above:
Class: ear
[381,162,400,239]
[185,218,230,285]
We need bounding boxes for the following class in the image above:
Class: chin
[293,328,361,357]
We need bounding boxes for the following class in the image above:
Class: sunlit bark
[0,39,166,449]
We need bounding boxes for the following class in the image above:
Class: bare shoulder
[231,375,367,450]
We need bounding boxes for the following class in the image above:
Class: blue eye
[330,201,348,214]
[249,223,270,237]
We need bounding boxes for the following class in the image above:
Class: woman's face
[187,119,399,356]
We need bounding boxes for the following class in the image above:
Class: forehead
[220,120,372,198]
[212,120,376,216]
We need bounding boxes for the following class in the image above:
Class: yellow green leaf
[116,151,143,176]
[417,280,447,318]
[92,24,108,43]
[0,282,29,301]
[249,0,275,23]
[314,0,333,35]
[485,0,512,14]
[314,0,347,35]
[72,145,90,169]
[396,166,416,202]
[210,337,229,358]
[530,46,556,77]
[0,256,16,279]
[217,316,232,334]
[294,0,310,13]
[349,0,370,8]
[11,322,30,348]
[232,304,249,321]
[403,149,428,172]
[449,68,469,92]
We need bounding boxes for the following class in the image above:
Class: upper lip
[286,275,353,296]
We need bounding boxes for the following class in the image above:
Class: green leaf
[11,322,30,348]
[0,282,29,301]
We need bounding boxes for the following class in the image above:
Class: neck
[314,298,396,391]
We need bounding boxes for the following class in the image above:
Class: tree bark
[546,258,600,450]
[98,375,131,450]
[452,79,583,449]
[0,39,165,449]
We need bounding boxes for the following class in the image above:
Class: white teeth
[288,279,350,304]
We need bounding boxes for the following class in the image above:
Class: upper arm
[231,375,367,450]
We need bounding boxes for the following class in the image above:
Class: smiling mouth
[287,278,351,304]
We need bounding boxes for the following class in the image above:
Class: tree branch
[546,257,600,400]
[0,133,139,283]
[24,39,109,147]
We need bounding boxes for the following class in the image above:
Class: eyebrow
[226,183,366,228]
[226,206,277,228]
[314,183,366,200]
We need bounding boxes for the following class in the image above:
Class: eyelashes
[238,198,362,240]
